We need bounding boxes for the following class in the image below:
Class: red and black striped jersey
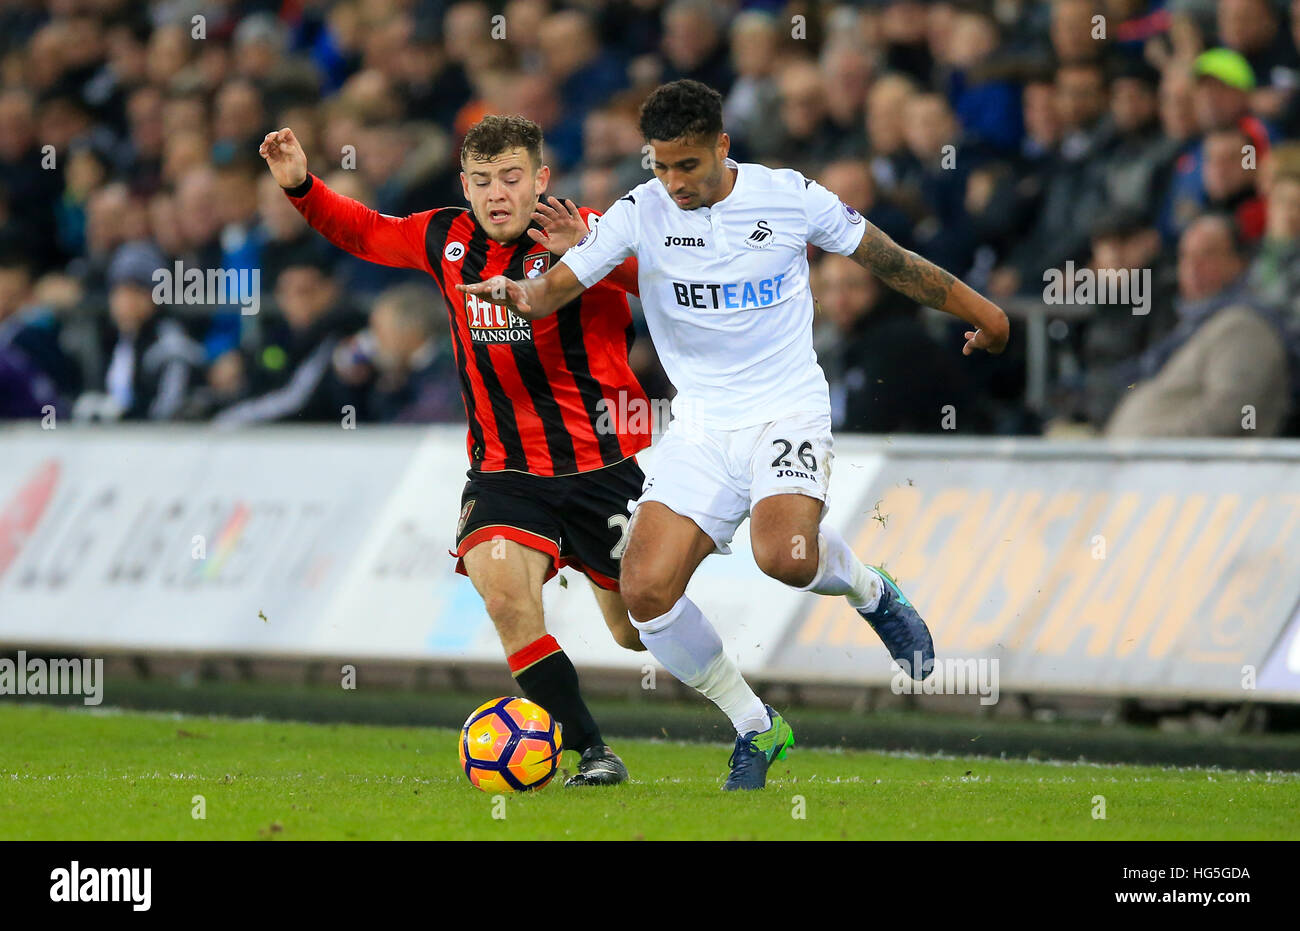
[285,174,651,476]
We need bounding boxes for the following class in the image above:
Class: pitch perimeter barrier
[1,425,1297,702]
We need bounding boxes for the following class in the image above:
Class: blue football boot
[859,566,935,681]
[722,705,795,791]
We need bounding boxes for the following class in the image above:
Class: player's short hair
[460,115,544,170]
[639,79,724,145]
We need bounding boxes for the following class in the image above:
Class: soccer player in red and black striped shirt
[260,116,651,785]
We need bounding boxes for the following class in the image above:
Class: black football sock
[507,635,604,754]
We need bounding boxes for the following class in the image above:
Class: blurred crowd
[3,0,1300,437]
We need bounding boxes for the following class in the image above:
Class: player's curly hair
[638,79,724,144]
[461,115,544,168]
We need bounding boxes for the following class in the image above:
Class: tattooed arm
[850,224,1010,356]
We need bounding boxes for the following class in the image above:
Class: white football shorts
[633,410,834,554]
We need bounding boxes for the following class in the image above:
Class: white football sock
[797,525,882,611]
[631,596,770,736]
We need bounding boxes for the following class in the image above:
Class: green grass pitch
[2,704,1298,840]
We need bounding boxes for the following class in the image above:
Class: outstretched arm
[529,197,639,297]
[456,263,588,321]
[260,128,433,272]
[849,224,1010,356]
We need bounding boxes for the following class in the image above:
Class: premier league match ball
[458,697,562,792]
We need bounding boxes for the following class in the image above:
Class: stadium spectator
[0,89,60,273]
[6,0,1300,439]
[1106,214,1289,436]
[722,12,781,159]
[660,0,734,95]
[896,92,977,275]
[879,0,934,84]
[400,18,473,131]
[942,3,1024,157]
[1247,168,1300,427]
[256,174,328,290]
[84,22,149,130]
[55,140,113,259]
[1170,126,1266,241]
[1262,0,1300,136]
[213,264,362,427]
[1192,47,1270,145]
[204,156,267,355]
[332,284,463,424]
[538,9,629,171]
[212,80,269,166]
[1050,0,1112,65]
[814,253,964,434]
[765,59,850,173]
[1021,73,1063,162]
[1248,170,1300,315]
[120,85,166,194]
[1203,126,1267,239]
[0,254,79,416]
[1051,211,1178,430]
[77,182,150,299]
[993,61,1112,296]
[231,12,321,117]
[1099,58,1183,222]
[818,41,873,160]
[1217,0,1298,94]
[865,72,919,191]
[76,241,204,422]
[818,159,915,253]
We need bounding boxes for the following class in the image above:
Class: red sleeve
[578,206,639,297]
[603,256,640,297]
[285,174,435,273]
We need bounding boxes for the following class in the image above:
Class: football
[458,697,562,792]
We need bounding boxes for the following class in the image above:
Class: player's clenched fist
[259,127,308,189]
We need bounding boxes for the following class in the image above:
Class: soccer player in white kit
[459,80,1011,790]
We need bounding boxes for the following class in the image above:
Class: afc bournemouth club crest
[524,252,551,279]
[456,499,477,537]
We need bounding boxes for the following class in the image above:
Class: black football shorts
[452,456,644,590]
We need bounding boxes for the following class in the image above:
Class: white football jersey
[560,157,866,428]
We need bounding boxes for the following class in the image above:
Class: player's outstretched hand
[528,197,588,255]
[962,326,1009,356]
[457,276,531,316]
[259,128,308,189]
